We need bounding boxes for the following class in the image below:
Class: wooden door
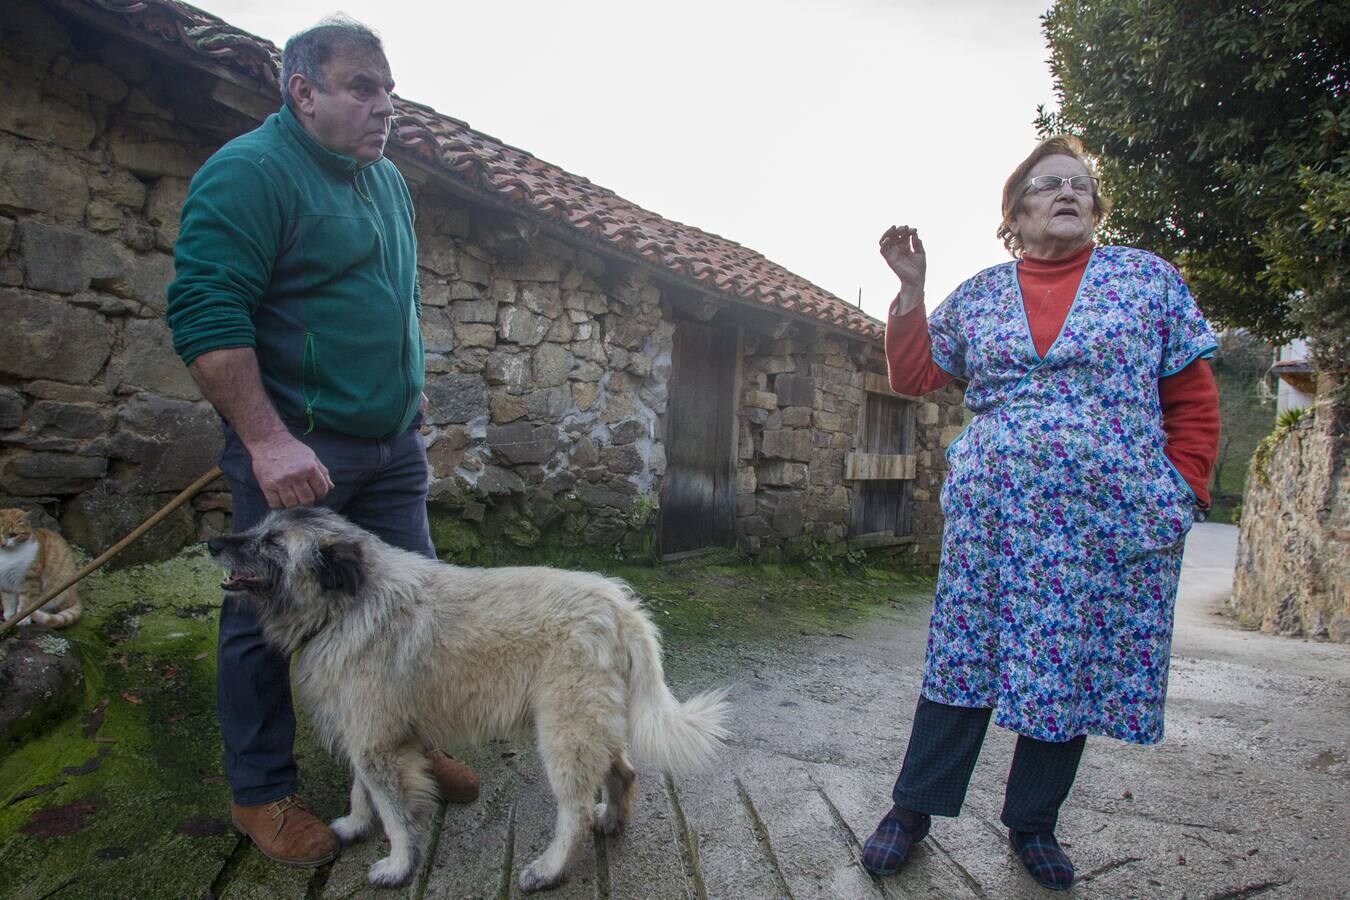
[849,388,916,538]
[659,319,738,555]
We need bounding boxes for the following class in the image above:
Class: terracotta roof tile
[79,0,884,340]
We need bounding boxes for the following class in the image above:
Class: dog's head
[206,507,367,651]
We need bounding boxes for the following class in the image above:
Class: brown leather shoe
[230,795,339,867]
[427,750,480,803]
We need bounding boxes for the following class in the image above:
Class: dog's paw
[592,802,622,836]
[330,815,371,845]
[368,856,415,888]
[518,859,566,893]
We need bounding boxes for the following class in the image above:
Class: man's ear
[288,73,317,117]
[316,541,365,595]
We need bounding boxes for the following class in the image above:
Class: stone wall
[1232,384,1349,642]
[0,0,238,565]
[0,0,961,565]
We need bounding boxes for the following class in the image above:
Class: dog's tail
[619,587,730,772]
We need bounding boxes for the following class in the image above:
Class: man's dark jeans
[216,421,435,805]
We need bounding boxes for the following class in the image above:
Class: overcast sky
[201,0,1059,321]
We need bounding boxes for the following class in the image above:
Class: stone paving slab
[305,525,1348,899]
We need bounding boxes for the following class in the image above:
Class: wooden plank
[734,768,884,899]
[602,769,698,899]
[845,453,917,481]
[863,371,918,400]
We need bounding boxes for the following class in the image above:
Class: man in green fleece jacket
[166,17,476,870]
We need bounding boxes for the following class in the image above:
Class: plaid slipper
[861,806,931,875]
[1010,829,1075,891]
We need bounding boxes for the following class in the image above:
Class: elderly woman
[860,136,1220,891]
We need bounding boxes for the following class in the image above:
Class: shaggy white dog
[207,506,729,891]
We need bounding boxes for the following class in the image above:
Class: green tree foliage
[1037,0,1349,372]
[1208,330,1275,521]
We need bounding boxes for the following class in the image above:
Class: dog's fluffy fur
[207,507,730,891]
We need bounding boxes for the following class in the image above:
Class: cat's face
[0,509,34,548]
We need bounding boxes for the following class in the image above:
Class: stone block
[0,137,90,221]
[610,419,647,445]
[761,428,814,462]
[425,373,489,425]
[419,240,458,277]
[545,317,574,343]
[498,252,562,283]
[454,323,496,349]
[736,467,757,494]
[1,452,106,495]
[532,343,570,388]
[572,382,599,411]
[758,461,808,488]
[109,317,198,399]
[21,381,106,403]
[106,123,205,179]
[498,306,547,346]
[486,421,561,465]
[571,437,599,467]
[419,307,455,354]
[918,401,941,426]
[600,443,643,475]
[458,254,491,286]
[452,298,498,324]
[62,490,195,567]
[450,281,484,301]
[527,386,572,420]
[0,630,84,749]
[18,222,126,295]
[782,407,812,428]
[426,436,467,477]
[519,282,563,318]
[608,318,649,350]
[145,177,188,251]
[649,443,666,476]
[575,478,637,511]
[0,388,22,430]
[601,392,637,425]
[485,350,529,392]
[0,76,96,151]
[744,390,778,411]
[744,406,770,427]
[939,425,965,448]
[419,276,451,308]
[490,389,527,423]
[109,395,220,491]
[26,402,111,439]
[813,410,843,432]
[0,290,113,382]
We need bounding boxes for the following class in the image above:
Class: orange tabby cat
[0,508,81,628]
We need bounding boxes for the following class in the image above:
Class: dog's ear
[316,541,365,594]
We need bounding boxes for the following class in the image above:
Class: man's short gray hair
[280,15,384,112]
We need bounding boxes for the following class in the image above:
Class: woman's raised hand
[879,225,926,316]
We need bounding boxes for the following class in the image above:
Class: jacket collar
[277,105,375,178]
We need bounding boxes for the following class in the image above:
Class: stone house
[0,0,963,565]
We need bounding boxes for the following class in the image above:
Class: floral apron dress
[923,246,1217,745]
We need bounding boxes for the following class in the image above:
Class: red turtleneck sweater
[885,244,1220,506]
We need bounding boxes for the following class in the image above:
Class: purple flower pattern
[921,246,1217,745]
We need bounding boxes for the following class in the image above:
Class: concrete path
[320,524,1350,899]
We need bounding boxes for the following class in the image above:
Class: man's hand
[250,432,333,508]
[879,225,926,316]
[186,347,335,509]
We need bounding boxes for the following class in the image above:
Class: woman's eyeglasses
[1024,175,1099,195]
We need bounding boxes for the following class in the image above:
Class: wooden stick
[0,465,225,640]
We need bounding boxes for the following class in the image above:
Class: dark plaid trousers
[891,696,1086,833]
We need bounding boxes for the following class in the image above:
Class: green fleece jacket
[166,106,423,439]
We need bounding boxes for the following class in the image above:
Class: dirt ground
[2,523,1347,899]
